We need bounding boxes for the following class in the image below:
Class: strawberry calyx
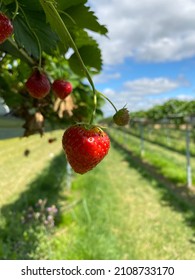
[74,122,106,134]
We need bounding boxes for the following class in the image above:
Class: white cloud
[176,94,195,101]
[124,77,184,95]
[93,71,121,84]
[101,76,191,116]
[137,36,195,62]
[87,0,195,117]
[89,0,195,64]
[102,88,116,96]
[102,91,194,116]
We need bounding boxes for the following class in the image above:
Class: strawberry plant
[0,0,129,173]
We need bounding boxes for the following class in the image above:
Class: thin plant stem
[12,0,19,19]
[40,0,97,124]
[40,0,118,123]
[58,10,76,25]
[98,91,118,113]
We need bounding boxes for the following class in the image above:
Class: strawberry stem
[98,91,118,113]
[58,10,76,25]
[12,0,19,19]
[40,0,118,123]
[40,0,97,124]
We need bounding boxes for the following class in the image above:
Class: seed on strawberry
[0,12,13,44]
[52,79,73,99]
[26,69,51,99]
[62,124,110,174]
[113,107,129,126]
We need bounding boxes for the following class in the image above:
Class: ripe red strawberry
[52,79,72,99]
[26,69,50,99]
[62,125,110,174]
[0,12,13,44]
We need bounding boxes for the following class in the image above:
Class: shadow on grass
[111,137,195,233]
[0,151,68,260]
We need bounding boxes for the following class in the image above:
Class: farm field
[126,124,195,156]
[109,127,195,188]
[1,129,195,259]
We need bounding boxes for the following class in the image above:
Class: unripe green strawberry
[0,12,13,44]
[62,124,110,174]
[26,69,50,99]
[113,108,129,126]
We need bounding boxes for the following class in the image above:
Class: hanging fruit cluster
[0,1,129,174]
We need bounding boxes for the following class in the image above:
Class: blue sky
[88,0,195,117]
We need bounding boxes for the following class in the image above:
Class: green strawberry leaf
[72,28,99,48]
[39,0,70,51]
[13,9,58,59]
[68,45,102,76]
[57,0,87,10]
[24,10,59,55]
[13,15,40,59]
[40,1,103,77]
[18,0,43,11]
[66,4,108,35]
[2,0,14,4]
[0,40,35,65]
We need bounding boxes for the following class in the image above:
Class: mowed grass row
[109,128,195,187]
[0,130,65,205]
[51,144,195,260]
[1,132,195,259]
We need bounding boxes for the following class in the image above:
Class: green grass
[0,130,70,259]
[51,146,195,260]
[0,130,65,205]
[1,131,195,259]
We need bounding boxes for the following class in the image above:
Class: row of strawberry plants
[109,127,195,187]
[119,125,195,157]
[130,123,194,141]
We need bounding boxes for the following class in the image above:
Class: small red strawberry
[113,107,129,126]
[62,124,110,174]
[52,79,73,99]
[0,12,13,44]
[26,69,50,99]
